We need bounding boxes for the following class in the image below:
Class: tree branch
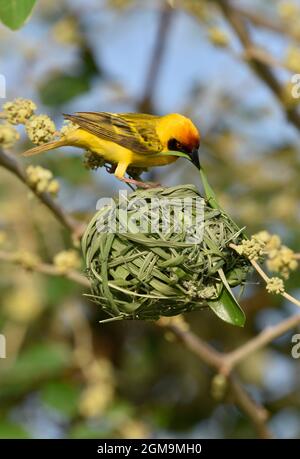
[232,4,285,34]
[138,2,174,112]
[221,312,300,375]
[250,258,300,308]
[0,250,89,287]
[217,0,300,132]
[228,375,271,438]
[158,320,272,438]
[0,149,85,238]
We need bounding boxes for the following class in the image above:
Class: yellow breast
[64,128,178,168]
[65,129,132,163]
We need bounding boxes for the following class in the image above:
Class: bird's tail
[22,139,66,157]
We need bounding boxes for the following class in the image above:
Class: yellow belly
[65,129,178,168]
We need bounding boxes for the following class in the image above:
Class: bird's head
[157,113,201,169]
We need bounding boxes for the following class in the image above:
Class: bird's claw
[140,181,162,189]
[120,177,161,189]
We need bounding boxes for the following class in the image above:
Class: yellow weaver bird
[23,112,201,188]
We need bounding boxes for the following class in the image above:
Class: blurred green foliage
[0,0,300,440]
[0,0,37,30]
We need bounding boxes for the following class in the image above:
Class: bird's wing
[63,112,162,155]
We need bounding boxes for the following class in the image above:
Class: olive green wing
[63,112,163,155]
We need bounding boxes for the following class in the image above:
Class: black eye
[167,138,181,151]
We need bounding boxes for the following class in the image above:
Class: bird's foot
[120,177,161,189]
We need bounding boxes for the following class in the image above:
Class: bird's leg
[115,162,161,189]
[119,177,161,189]
[128,167,162,189]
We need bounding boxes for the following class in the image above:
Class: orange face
[156,113,201,168]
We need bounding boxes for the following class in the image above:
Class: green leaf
[199,168,220,210]
[0,0,37,30]
[45,276,79,304]
[199,168,244,234]
[0,343,71,400]
[199,170,246,327]
[39,74,90,106]
[157,150,190,160]
[41,381,81,417]
[46,157,90,184]
[208,288,246,327]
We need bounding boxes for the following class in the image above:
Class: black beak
[190,148,201,169]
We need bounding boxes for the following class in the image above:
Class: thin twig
[242,46,282,69]
[37,262,90,287]
[228,244,300,309]
[222,312,300,375]
[0,250,90,287]
[228,375,271,439]
[232,4,285,34]
[217,0,300,132]
[250,258,300,308]
[159,320,272,438]
[0,149,85,238]
[138,1,174,112]
[160,321,223,370]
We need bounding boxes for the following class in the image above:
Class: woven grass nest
[82,185,251,325]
